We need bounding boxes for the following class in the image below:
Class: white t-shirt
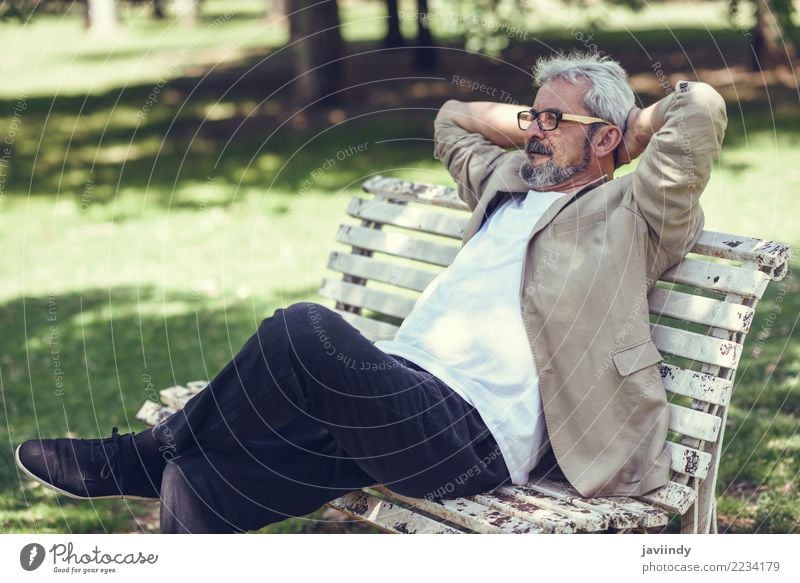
[375,190,566,485]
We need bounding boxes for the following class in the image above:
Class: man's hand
[614,107,644,167]
[614,97,670,168]
[436,100,526,149]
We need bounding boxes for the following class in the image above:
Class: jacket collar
[513,173,611,200]
[463,173,613,246]
[489,173,611,219]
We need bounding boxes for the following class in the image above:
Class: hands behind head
[613,107,645,168]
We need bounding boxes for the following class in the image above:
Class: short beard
[519,126,597,191]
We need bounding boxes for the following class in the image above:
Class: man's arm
[619,81,727,257]
[433,100,525,210]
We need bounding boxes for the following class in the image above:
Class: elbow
[435,100,462,125]
[433,100,466,161]
[689,82,728,135]
[687,82,725,109]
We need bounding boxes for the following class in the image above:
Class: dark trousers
[152,302,511,533]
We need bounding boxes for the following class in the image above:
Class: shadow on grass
[2,29,798,210]
[0,284,316,533]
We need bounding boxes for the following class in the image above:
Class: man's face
[519,78,599,191]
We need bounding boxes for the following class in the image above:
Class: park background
[0,0,798,533]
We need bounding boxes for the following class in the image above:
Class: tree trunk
[152,0,166,20]
[174,0,201,27]
[85,0,118,35]
[264,0,286,25]
[287,0,303,42]
[292,0,343,103]
[384,0,404,48]
[414,0,436,70]
[750,0,794,70]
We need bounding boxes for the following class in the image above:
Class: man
[15,52,727,533]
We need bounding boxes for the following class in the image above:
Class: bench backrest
[319,175,791,532]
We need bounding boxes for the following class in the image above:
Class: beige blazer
[433,81,728,497]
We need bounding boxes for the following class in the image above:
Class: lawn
[0,0,797,533]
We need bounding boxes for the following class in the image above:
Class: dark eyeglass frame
[517,108,611,132]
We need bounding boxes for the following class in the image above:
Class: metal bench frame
[138,176,791,534]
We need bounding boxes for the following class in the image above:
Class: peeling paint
[683,451,700,475]
[348,496,369,516]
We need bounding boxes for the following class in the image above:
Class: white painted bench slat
[658,363,732,406]
[135,400,175,426]
[693,230,791,273]
[333,309,400,342]
[471,490,608,531]
[667,403,722,442]
[648,287,754,333]
[159,384,205,410]
[514,479,670,528]
[327,251,436,292]
[468,492,589,533]
[373,486,545,533]
[336,224,459,266]
[320,278,415,320]
[638,481,698,515]
[346,197,467,239]
[363,175,467,210]
[665,442,712,479]
[660,257,771,298]
[650,323,741,368]
[328,491,466,534]
[552,476,693,518]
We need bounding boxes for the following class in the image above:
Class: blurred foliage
[731,0,800,47]
[428,0,527,54]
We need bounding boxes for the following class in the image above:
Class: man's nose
[524,120,545,143]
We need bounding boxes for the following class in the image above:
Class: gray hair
[532,52,635,128]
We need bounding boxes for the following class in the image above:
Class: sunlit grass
[0,0,797,534]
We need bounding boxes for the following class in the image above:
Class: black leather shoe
[15,427,161,501]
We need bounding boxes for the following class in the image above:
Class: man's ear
[592,125,623,159]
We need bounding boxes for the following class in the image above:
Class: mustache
[525,140,553,156]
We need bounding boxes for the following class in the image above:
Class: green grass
[1,0,798,533]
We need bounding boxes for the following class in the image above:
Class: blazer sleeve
[628,81,727,258]
[432,113,514,211]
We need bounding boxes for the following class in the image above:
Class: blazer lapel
[460,175,610,246]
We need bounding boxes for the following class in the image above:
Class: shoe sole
[15,444,159,502]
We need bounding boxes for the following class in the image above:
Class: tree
[609,0,798,70]
[414,0,436,69]
[432,0,529,57]
[263,0,287,25]
[745,0,797,69]
[152,0,166,19]
[384,0,404,48]
[174,0,201,27]
[292,0,343,103]
[85,0,119,34]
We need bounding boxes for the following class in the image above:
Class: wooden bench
[137,175,791,534]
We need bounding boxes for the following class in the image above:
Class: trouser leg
[153,302,511,532]
[151,303,307,457]
[159,462,245,534]
[158,412,378,533]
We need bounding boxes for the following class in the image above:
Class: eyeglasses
[517,108,610,132]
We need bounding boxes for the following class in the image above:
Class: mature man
[16,52,727,533]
